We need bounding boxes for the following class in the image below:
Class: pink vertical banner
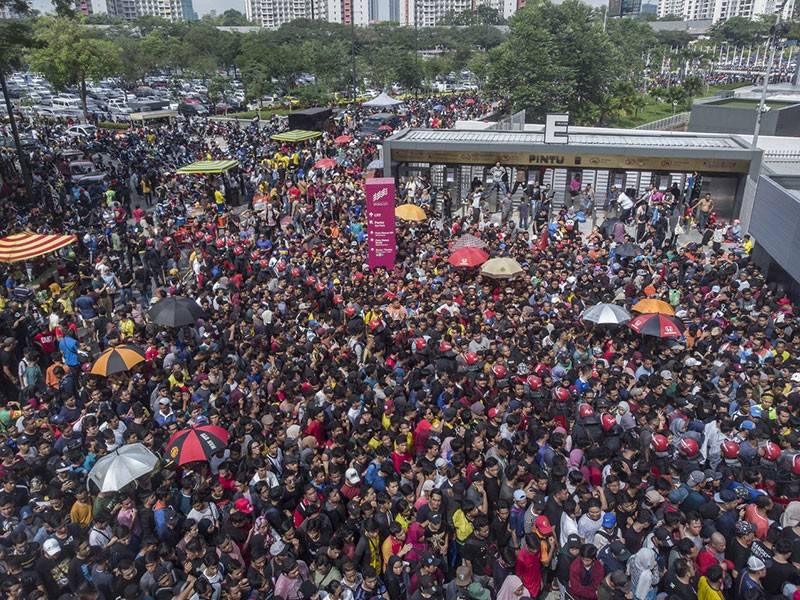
[365,177,397,270]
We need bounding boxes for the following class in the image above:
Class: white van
[52,97,82,110]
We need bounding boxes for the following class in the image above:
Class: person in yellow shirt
[214,188,225,213]
[743,235,754,255]
[452,502,476,545]
[119,314,135,339]
[697,567,725,600]
[70,489,94,528]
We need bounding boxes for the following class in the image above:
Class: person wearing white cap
[734,556,766,600]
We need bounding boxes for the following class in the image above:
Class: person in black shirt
[763,538,797,597]
[727,521,755,573]
[461,515,491,578]
[663,558,698,600]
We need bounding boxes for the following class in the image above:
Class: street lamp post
[753,9,788,149]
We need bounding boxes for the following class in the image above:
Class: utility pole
[0,68,34,206]
[753,9,788,149]
[350,0,357,101]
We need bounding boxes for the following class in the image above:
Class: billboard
[365,178,397,270]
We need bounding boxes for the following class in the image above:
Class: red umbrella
[165,425,229,465]
[448,247,489,268]
[334,135,352,145]
[629,313,685,339]
[378,125,393,132]
[313,158,336,170]
[465,98,476,106]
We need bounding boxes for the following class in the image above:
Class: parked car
[66,125,97,139]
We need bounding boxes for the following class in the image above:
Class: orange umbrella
[0,231,77,263]
[632,299,675,315]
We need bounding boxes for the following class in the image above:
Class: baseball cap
[645,490,664,505]
[687,470,706,487]
[513,489,527,502]
[653,526,674,548]
[714,490,737,503]
[233,498,253,514]
[420,552,440,567]
[668,487,690,505]
[791,373,800,383]
[42,538,61,557]
[747,556,766,571]
[455,565,472,587]
[602,513,617,528]
[609,540,631,562]
[660,370,673,380]
[466,583,490,600]
[735,521,755,535]
[535,515,553,535]
[345,468,360,485]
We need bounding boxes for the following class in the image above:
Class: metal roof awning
[176,160,239,174]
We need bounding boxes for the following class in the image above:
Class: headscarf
[384,556,409,600]
[497,575,527,600]
[781,501,800,528]
[568,449,584,471]
[627,548,657,600]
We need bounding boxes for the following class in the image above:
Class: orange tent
[0,232,77,263]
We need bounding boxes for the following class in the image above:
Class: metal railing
[635,111,690,131]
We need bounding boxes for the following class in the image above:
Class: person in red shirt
[304,409,326,447]
[390,435,412,474]
[568,544,604,600]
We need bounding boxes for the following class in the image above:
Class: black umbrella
[615,243,642,258]
[148,297,204,328]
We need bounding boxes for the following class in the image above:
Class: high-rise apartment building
[655,0,794,21]
[105,0,197,21]
[244,0,331,27]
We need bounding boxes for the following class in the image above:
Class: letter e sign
[544,113,569,144]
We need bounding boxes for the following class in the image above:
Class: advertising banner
[365,178,397,270]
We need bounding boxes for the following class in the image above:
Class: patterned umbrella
[629,313,685,339]
[632,299,675,316]
[448,247,489,268]
[90,344,146,376]
[449,233,488,250]
[581,303,631,325]
[165,425,229,465]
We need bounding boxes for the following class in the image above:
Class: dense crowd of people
[0,92,799,600]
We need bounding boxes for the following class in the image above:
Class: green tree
[395,51,424,92]
[710,16,770,45]
[488,0,621,124]
[27,17,122,120]
[207,75,228,107]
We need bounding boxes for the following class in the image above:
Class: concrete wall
[750,176,800,290]
[688,102,800,136]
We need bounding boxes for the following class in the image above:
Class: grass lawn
[608,82,752,128]
[609,96,681,128]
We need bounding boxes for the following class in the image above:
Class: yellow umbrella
[480,257,524,280]
[632,299,675,316]
[395,204,427,222]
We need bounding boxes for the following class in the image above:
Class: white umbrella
[581,303,632,325]
[88,443,159,492]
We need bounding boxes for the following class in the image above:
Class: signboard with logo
[365,178,397,270]
[389,149,750,174]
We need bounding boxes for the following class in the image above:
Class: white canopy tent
[362,92,404,108]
